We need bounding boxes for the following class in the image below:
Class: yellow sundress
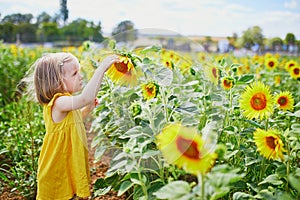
[36,93,90,200]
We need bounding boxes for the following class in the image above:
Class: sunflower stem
[198,173,205,199]
[259,157,266,182]
[104,76,121,118]
[160,86,169,122]
[265,117,269,131]
[137,157,148,199]
[285,142,290,192]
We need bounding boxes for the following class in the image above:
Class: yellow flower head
[106,55,141,87]
[239,82,274,120]
[204,64,219,85]
[141,82,159,100]
[289,66,300,80]
[179,60,192,74]
[156,123,217,175]
[275,91,294,111]
[274,75,281,86]
[264,57,278,70]
[284,60,297,72]
[221,76,234,90]
[253,128,286,160]
[160,49,180,69]
[161,58,174,69]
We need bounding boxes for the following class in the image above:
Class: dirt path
[88,131,126,200]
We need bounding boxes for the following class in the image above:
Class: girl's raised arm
[54,55,119,112]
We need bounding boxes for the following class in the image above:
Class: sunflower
[253,128,285,160]
[204,64,219,85]
[178,61,192,73]
[284,60,297,71]
[264,57,278,70]
[160,50,180,69]
[239,82,274,120]
[221,76,234,90]
[141,82,159,100]
[274,75,281,86]
[161,57,174,69]
[289,66,300,80]
[156,123,217,175]
[106,55,140,86]
[274,91,294,111]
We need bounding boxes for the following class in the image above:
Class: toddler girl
[29,52,118,199]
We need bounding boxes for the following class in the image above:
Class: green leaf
[0,171,9,182]
[94,178,109,189]
[109,160,127,172]
[293,110,300,118]
[210,187,230,200]
[258,174,283,186]
[245,119,264,129]
[233,192,255,200]
[0,148,9,155]
[176,102,199,114]
[94,144,107,161]
[141,150,160,159]
[236,74,255,84]
[153,181,191,199]
[155,67,173,86]
[140,45,161,54]
[94,186,112,196]
[275,164,286,178]
[119,126,143,139]
[117,180,134,196]
[291,123,300,131]
[288,175,300,192]
[254,189,274,199]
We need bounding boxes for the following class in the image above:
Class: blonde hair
[22,52,75,105]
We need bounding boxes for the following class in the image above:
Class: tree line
[0,12,298,52]
[0,12,105,45]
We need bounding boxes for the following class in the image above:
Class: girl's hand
[94,98,99,107]
[99,54,119,72]
[81,98,99,119]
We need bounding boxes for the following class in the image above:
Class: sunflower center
[212,67,217,78]
[268,61,274,67]
[176,136,200,160]
[223,79,232,88]
[165,61,171,68]
[250,92,267,110]
[115,62,129,73]
[146,86,154,94]
[293,68,299,75]
[289,63,295,68]
[266,136,276,150]
[278,96,288,106]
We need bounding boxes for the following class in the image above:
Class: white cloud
[284,0,299,9]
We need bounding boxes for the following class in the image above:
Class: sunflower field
[1,39,300,200]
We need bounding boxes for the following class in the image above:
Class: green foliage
[111,20,136,42]
[0,42,41,106]
[1,43,300,200]
[239,26,264,49]
[0,13,104,43]
[0,97,44,198]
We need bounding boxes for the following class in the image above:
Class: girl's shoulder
[47,93,72,107]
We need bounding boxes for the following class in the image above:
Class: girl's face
[62,57,83,94]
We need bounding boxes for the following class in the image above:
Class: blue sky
[1,0,300,39]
